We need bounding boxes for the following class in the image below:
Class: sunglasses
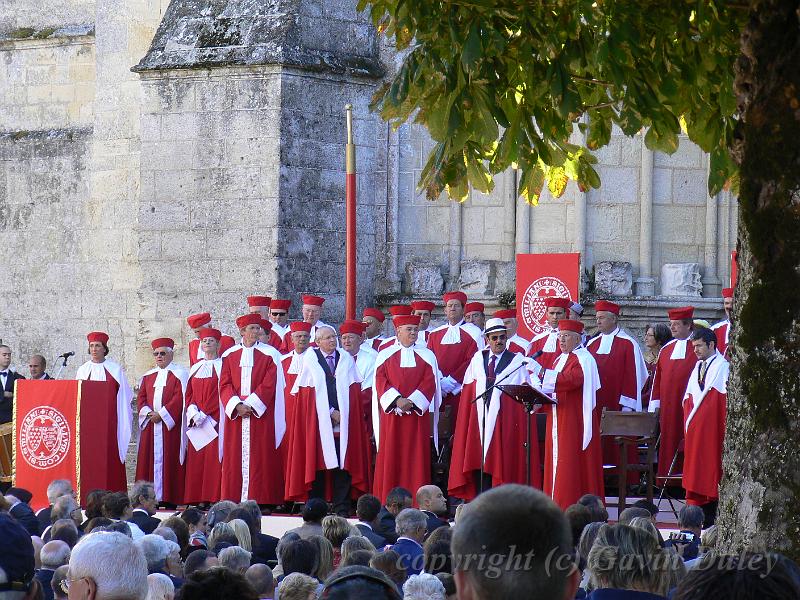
[153,351,168,357]
[488,335,507,341]
[270,312,287,317]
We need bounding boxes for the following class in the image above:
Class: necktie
[487,355,497,383]
[699,360,708,390]
[0,371,6,376]
[326,354,336,374]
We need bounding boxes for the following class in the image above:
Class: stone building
[0,0,737,380]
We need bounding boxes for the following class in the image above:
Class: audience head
[320,565,402,600]
[179,508,206,536]
[68,531,148,600]
[218,546,251,574]
[160,517,190,552]
[52,495,82,528]
[50,519,80,548]
[355,494,382,524]
[280,539,317,577]
[51,564,69,600]
[226,519,252,552]
[206,501,237,528]
[385,488,413,516]
[564,504,592,548]
[152,527,178,545]
[207,523,238,553]
[423,539,452,575]
[227,508,258,543]
[618,506,651,525]
[84,517,114,534]
[46,480,76,505]
[677,505,704,534]
[577,521,605,571]
[341,535,376,560]
[145,573,174,600]
[403,573,446,600]
[416,485,447,516]
[176,566,258,600]
[395,508,427,544]
[136,534,180,576]
[183,550,218,577]
[631,499,659,520]
[40,540,71,570]
[369,550,407,590]
[306,535,334,581]
[700,525,718,553]
[101,491,131,520]
[451,484,578,600]
[341,550,375,568]
[322,515,352,549]
[84,490,110,521]
[435,572,456,600]
[628,516,661,544]
[129,482,158,515]
[104,520,133,537]
[238,501,264,533]
[31,536,44,570]
[577,494,609,523]
[244,564,274,599]
[302,498,328,524]
[278,572,318,600]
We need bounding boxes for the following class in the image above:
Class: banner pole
[345,104,357,320]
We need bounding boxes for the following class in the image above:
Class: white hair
[395,508,427,536]
[40,540,71,569]
[218,546,252,573]
[69,532,148,600]
[135,535,171,573]
[314,325,336,340]
[51,495,78,521]
[145,573,174,600]
[46,479,74,504]
[403,573,446,600]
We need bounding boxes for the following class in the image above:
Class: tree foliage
[358,0,747,203]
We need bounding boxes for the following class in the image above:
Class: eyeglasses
[60,577,88,593]
[270,312,287,317]
[153,351,168,357]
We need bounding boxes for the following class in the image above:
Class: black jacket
[422,510,449,539]
[10,501,40,536]
[374,507,399,544]
[130,509,160,534]
[251,532,279,565]
[0,370,25,424]
[356,523,387,548]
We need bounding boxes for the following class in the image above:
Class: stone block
[660,263,702,297]
[595,261,633,297]
[458,260,493,295]
[494,261,516,294]
[404,262,443,296]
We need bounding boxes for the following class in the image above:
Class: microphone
[58,351,75,359]
[529,349,544,360]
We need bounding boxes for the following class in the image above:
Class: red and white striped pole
[345,104,357,320]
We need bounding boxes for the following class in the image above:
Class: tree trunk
[716,0,800,560]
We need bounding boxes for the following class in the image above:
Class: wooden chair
[599,409,659,513]
[656,439,685,518]
[0,422,13,484]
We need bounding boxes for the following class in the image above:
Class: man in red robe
[135,337,189,505]
[711,288,733,357]
[648,306,698,477]
[585,300,648,482]
[449,318,541,501]
[530,319,603,510]
[373,315,442,503]
[269,299,292,351]
[683,327,728,524]
[187,312,235,367]
[411,300,436,345]
[527,297,571,368]
[493,309,531,355]
[286,325,371,514]
[464,302,486,331]
[341,320,378,439]
[427,292,483,428]
[377,305,414,351]
[220,313,286,504]
[75,331,133,492]
[280,321,312,467]
[361,308,386,351]
[257,317,285,351]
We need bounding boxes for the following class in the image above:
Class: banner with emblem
[516,253,581,340]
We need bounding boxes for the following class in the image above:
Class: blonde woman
[321,515,351,568]
[206,522,237,551]
[306,534,334,581]
[228,518,253,552]
[340,535,376,564]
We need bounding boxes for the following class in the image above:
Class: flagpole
[345,104,357,320]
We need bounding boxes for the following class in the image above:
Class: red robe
[285,349,371,501]
[189,335,235,367]
[267,330,284,351]
[219,343,286,504]
[183,359,223,504]
[537,350,604,510]
[526,329,561,371]
[280,350,308,465]
[649,338,698,477]
[135,365,189,504]
[507,334,531,355]
[362,337,384,352]
[426,322,482,427]
[682,354,728,505]
[586,329,648,480]
[372,346,441,504]
[711,320,730,357]
[448,350,541,500]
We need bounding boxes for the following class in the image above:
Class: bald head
[41,540,71,569]
[416,485,447,515]
[246,563,275,597]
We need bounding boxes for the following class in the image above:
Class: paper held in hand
[186,417,218,451]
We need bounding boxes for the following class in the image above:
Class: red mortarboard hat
[558,319,585,334]
[493,309,516,319]
[389,305,413,317]
[340,320,367,335]
[443,291,467,306]
[270,299,291,310]
[722,288,733,299]
[410,300,435,312]
[187,312,212,328]
[247,295,271,308]
[302,295,325,306]
[259,318,273,333]
[594,300,620,315]
[393,315,421,328]
[667,306,695,320]
[198,327,221,340]
[544,297,572,310]
[151,337,175,350]
[236,314,262,329]
[290,321,313,333]
[464,302,485,314]
[87,331,109,344]
[362,308,385,322]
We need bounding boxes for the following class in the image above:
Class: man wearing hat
[220,314,286,504]
[527,297,572,368]
[411,300,436,344]
[361,308,386,351]
[341,320,379,439]
[76,332,133,492]
[135,338,189,505]
[427,292,483,428]
[372,314,442,503]
[247,295,272,318]
[649,306,699,478]
[464,302,486,332]
[493,309,531,355]
[711,288,734,357]
[183,328,224,505]
[449,318,540,500]
[301,294,337,347]
[530,319,603,509]
[378,305,417,351]
[285,325,371,514]
[256,317,285,351]
[0,512,39,599]
[279,321,313,468]
[268,299,292,347]
[186,312,235,367]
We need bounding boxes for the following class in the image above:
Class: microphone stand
[54,354,71,380]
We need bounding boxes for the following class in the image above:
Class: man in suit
[5,491,40,536]
[129,481,161,534]
[354,494,387,548]
[35,480,75,533]
[35,540,70,600]
[389,508,427,576]
[0,344,25,424]
[416,485,449,538]
[374,487,412,545]
[28,355,52,380]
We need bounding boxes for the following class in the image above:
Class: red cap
[558,319,585,334]
[389,305,413,317]
[302,295,325,306]
[87,331,109,344]
[236,314,262,329]
[290,321,313,333]
[464,302,485,314]
[393,315,421,328]
[667,306,695,320]
[494,309,516,319]
[198,328,221,340]
[410,300,435,312]
[443,291,467,306]
[259,318,273,333]
[151,337,175,350]
[722,288,733,299]
[187,312,212,328]
[544,297,572,310]
[270,299,291,310]
[340,320,367,335]
[594,300,620,315]
[362,308,385,322]
[247,295,271,308]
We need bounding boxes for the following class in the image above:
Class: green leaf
[461,24,482,71]
[519,163,546,205]
[644,124,679,154]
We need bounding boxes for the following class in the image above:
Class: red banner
[731,250,738,289]
[516,253,581,340]
[14,380,79,511]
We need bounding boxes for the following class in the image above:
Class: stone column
[384,123,403,291]
[448,201,463,287]
[635,137,656,296]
